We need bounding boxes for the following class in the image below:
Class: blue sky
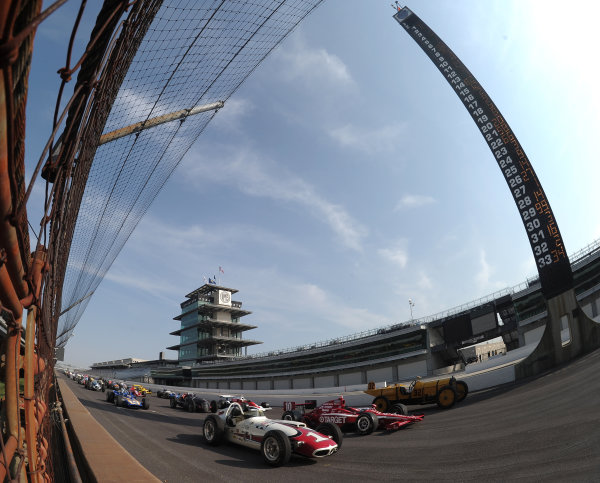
[26,1,600,368]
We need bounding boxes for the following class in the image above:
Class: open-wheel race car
[364,376,468,410]
[203,399,341,466]
[105,387,149,410]
[282,396,423,434]
[169,392,210,412]
[156,388,176,399]
[132,384,152,396]
[208,394,271,414]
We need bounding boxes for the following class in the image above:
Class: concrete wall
[293,377,312,389]
[433,363,464,376]
[524,325,544,346]
[242,380,256,390]
[339,371,362,386]
[397,359,427,381]
[274,379,290,390]
[257,380,271,390]
[314,375,335,387]
[366,366,393,384]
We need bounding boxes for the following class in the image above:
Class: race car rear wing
[283,400,317,412]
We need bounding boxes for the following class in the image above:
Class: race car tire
[355,412,377,436]
[316,422,343,449]
[101,385,105,393]
[106,391,113,403]
[203,415,224,446]
[142,398,150,410]
[392,403,408,415]
[169,397,176,409]
[210,400,218,413]
[260,402,270,408]
[437,385,457,409]
[115,396,122,407]
[455,381,468,402]
[282,411,296,421]
[372,396,391,412]
[187,400,195,412]
[200,400,210,412]
[261,430,292,467]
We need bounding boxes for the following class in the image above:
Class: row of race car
[199,394,424,466]
[66,371,153,397]
[65,370,468,467]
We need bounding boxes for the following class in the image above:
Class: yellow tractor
[364,376,468,412]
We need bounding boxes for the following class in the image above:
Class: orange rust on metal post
[24,307,40,482]
[0,14,25,473]
[0,435,18,482]
[21,247,47,309]
[4,317,23,481]
[0,255,22,319]
[0,2,13,38]
[1,33,29,302]
[35,353,46,375]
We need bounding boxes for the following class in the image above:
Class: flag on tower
[219,266,224,274]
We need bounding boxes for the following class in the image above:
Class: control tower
[168,283,262,364]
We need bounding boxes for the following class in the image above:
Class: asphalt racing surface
[66,348,600,482]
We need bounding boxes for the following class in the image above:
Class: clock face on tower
[219,290,231,306]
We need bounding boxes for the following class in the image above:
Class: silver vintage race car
[203,400,341,466]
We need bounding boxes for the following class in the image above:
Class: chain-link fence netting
[55,0,323,346]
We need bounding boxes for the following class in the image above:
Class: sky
[25,1,600,368]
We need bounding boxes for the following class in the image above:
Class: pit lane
[64,348,600,481]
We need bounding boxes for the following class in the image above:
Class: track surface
[65,349,600,482]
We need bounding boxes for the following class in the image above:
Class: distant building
[91,357,148,369]
[167,283,262,364]
[90,353,178,382]
[459,339,507,364]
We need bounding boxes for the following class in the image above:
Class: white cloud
[212,97,254,131]
[328,122,406,155]
[103,269,175,302]
[475,249,492,287]
[105,88,164,131]
[250,276,391,342]
[184,145,367,251]
[395,194,436,210]
[131,215,308,259]
[417,271,433,291]
[475,249,506,293]
[274,35,354,88]
[378,240,409,268]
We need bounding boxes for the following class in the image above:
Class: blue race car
[106,387,149,410]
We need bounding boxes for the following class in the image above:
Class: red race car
[203,399,341,466]
[282,396,424,435]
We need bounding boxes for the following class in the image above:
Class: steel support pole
[98,100,224,145]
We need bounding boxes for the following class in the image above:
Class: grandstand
[147,239,600,390]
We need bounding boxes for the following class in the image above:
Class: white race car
[203,400,341,466]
